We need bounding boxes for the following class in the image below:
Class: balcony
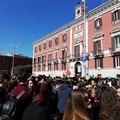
[111,47,120,56]
[42,61,46,65]
[69,54,82,62]
[47,60,52,64]
[60,57,66,62]
[53,59,58,63]
[94,49,104,58]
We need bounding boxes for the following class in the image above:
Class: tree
[13,65,32,76]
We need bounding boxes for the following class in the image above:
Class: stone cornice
[87,0,119,18]
[33,0,119,45]
[110,27,120,34]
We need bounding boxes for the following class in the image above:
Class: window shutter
[118,10,120,20]
[98,40,101,53]
[112,12,114,22]
[95,59,97,68]
[113,57,115,68]
[94,20,96,29]
[101,58,103,68]
[111,37,115,51]
[94,42,96,54]
[100,18,102,27]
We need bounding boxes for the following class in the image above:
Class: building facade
[33,0,120,78]
[0,54,32,75]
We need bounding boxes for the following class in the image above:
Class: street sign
[82,56,87,62]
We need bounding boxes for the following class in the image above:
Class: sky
[0,0,108,58]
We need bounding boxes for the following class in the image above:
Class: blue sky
[0,0,108,58]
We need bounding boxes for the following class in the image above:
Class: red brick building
[0,54,32,75]
[33,0,120,78]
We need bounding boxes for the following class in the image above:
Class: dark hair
[32,80,52,106]
[100,87,120,120]
[17,74,27,83]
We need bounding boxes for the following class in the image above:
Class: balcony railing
[94,49,104,57]
[60,57,66,62]
[53,59,58,63]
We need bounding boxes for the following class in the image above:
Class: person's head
[17,73,27,83]
[54,80,63,90]
[100,87,120,120]
[0,73,10,88]
[90,89,96,98]
[111,79,118,88]
[28,79,34,89]
[116,87,120,99]
[91,80,97,87]
[32,80,52,106]
[63,89,90,120]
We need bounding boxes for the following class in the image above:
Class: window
[48,64,51,71]
[95,58,103,69]
[115,56,120,68]
[43,43,46,49]
[34,58,36,64]
[62,62,66,70]
[112,10,120,24]
[49,40,52,47]
[38,57,41,64]
[48,54,52,62]
[94,40,101,54]
[115,36,120,49]
[42,65,46,71]
[38,65,41,71]
[62,34,67,42]
[42,55,46,63]
[54,63,58,70]
[55,37,59,45]
[62,49,67,60]
[35,47,37,53]
[39,45,41,51]
[74,45,80,58]
[94,18,102,30]
[111,35,120,51]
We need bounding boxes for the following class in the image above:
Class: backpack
[0,90,26,120]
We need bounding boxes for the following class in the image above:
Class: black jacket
[22,103,50,120]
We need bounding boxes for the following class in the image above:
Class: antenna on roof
[78,1,80,5]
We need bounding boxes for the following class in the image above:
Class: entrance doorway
[75,62,82,77]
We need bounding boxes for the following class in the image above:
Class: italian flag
[64,70,71,78]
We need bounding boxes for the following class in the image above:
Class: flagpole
[82,0,86,77]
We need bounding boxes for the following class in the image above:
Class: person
[22,79,58,120]
[11,73,33,120]
[116,86,120,99]
[0,74,6,115]
[57,80,72,119]
[100,87,120,120]
[90,88,101,120]
[62,88,91,120]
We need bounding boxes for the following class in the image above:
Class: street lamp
[10,43,19,76]
[82,0,87,77]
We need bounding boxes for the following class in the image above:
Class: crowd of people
[0,72,120,120]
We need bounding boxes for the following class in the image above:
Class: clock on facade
[77,9,80,14]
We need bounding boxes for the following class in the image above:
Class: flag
[66,47,69,51]
[64,70,71,78]
[64,46,69,51]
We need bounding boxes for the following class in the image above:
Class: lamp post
[10,43,19,76]
[82,0,87,77]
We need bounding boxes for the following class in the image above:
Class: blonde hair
[63,89,90,120]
